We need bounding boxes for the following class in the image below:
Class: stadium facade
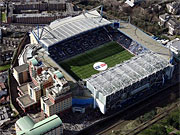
[86,52,174,114]
[29,9,175,114]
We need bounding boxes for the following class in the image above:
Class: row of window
[50,97,72,114]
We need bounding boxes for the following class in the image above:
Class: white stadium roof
[32,10,112,48]
[86,52,170,97]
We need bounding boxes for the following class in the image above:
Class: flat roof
[18,83,28,95]
[14,0,65,5]
[32,10,112,47]
[171,40,180,50]
[42,97,53,106]
[14,64,28,73]
[54,70,63,79]
[29,82,36,89]
[16,13,61,18]
[119,22,170,61]
[86,52,170,97]
[0,107,10,126]
[17,94,36,108]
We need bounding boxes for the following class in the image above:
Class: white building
[86,52,174,114]
[167,38,180,61]
[166,2,180,15]
[125,0,145,7]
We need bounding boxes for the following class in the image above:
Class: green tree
[140,124,168,135]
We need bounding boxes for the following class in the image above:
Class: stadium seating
[48,27,111,61]
[48,26,148,62]
[105,26,148,55]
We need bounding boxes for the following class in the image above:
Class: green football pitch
[59,41,134,80]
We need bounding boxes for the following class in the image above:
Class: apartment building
[16,57,50,112]
[14,56,72,114]
[12,0,66,13]
[125,0,145,7]
[13,64,29,85]
[166,2,180,15]
[167,19,180,35]
[14,13,63,24]
[41,68,72,117]
[0,49,13,65]
[3,37,23,48]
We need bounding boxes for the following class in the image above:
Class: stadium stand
[47,24,149,62]
[86,52,174,114]
[30,10,111,49]
[30,9,150,62]
[105,26,149,55]
[48,27,111,61]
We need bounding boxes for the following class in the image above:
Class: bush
[140,124,168,135]
[140,109,157,122]
[165,110,180,129]
[139,109,180,135]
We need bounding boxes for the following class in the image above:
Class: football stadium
[30,9,174,114]
[59,41,134,79]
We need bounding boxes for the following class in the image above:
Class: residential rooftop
[16,94,36,108]
[29,82,37,89]
[0,82,6,91]
[41,96,53,106]
[159,13,170,20]
[167,18,180,29]
[13,0,65,5]
[170,39,180,50]
[14,64,28,73]
[0,106,10,126]
[18,83,28,95]
[15,13,62,18]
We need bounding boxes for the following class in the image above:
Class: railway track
[97,101,158,135]
[124,103,179,135]
[88,82,180,135]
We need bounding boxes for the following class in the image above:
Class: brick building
[14,13,63,24]
[12,0,66,13]
[13,64,29,85]
[41,68,72,117]
[14,56,72,114]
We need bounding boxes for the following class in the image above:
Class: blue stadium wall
[72,98,93,106]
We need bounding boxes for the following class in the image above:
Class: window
[30,89,33,98]
[43,103,46,112]
[64,100,66,109]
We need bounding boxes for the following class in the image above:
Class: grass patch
[1,12,6,22]
[59,41,134,80]
[0,64,10,71]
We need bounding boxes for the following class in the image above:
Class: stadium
[29,8,174,114]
